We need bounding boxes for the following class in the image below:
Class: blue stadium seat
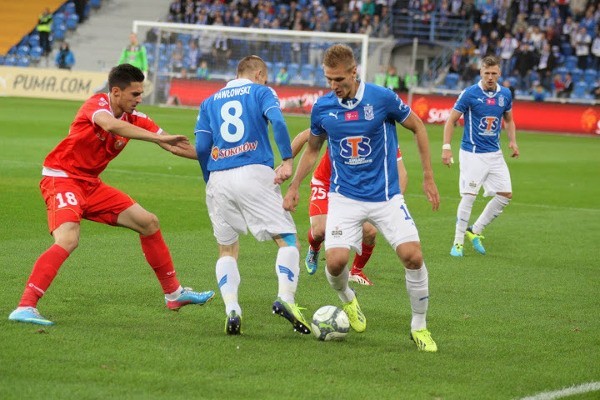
[52,12,66,28]
[144,42,155,55]
[64,2,76,16]
[584,69,597,85]
[17,45,30,57]
[570,81,589,99]
[66,14,79,30]
[90,0,102,9]
[28,34,40,47]
[553,66,567,80]
[0,55,5,65]
[444,72,460,89]
[564,55,578,71]
[299,64,315,83]
[53,24,67,41]
[287,63,299,82]
[29,46,43,62]
[4,55,17,66]
[17,56,31,67]
[571,68,583,82]
[560,43,573,57]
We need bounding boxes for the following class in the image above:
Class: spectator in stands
[186,40,201,73]
[592,79,600,100]
[536,43,557,91]
[478,35,495,57]
[170,40,185,74]
[196,60,210,80]
[55,41,75,70]
[532,81,548,102]
[370,14,390,37]
[561,16,577,48]
[385,65,401,91]
[478,0,497,36]
[276,66,290,85]
[592,26,600,70]
[502,78,515,98]
[169,0,183,22]
[118,33,148,77]
[37,7,53,57]
[500,31,519,77]
[513,42,538,91]
[528,3,544,27]
[572,26,592,70]
[211,32,232,71]
[552,73,566,96]
[74,0,87,24]
[557,72,574,98]
[449,48,465,74]
[470,22,483,46]
[361,0,376,16]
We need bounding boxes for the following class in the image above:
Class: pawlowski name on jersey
[194,78,292,180]
[43,93,161,181]
[453,82,513,153]
[310,81,410,202]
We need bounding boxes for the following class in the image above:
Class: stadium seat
[29,46,43,62]
[90,0,102,9]
[66,14,79,30]
[17,45,30,57]
[52,12,66,28]
[0,55,5,65]
[564,55,578,71]
[4,55,17,66]
[17,56,31,67]
[444,72,460,89]
[553,67,567,80]
[584,69,597,85]
[144,42,155,55]
[227,59,238,75]
[287,63,300,83]
[28,34,40,47]
[53,24,67,41]
[570,81,589,99]
[299,64,315,84]
[560,43,573,57]
[64,2,76,16]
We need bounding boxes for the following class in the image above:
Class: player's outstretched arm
[290,129,311,158]
[442,109,462,167]
[94,112,190,146]
[283,133,324,212]
[402,112,440,211]
[503,110,519,158]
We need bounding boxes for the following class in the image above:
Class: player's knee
[497,193,512,201]
[139,212,160,236]
[362,223,377,245]
[396,242,423,269]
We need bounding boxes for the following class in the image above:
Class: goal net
[131,20,394,106]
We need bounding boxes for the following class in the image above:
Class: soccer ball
[311,305,350,341]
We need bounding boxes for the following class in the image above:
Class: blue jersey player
[194,55,311,336]
[442,55,519,257]
[284,44,440,352]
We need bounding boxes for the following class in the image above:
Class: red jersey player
[288,129,408,285]
[8,64,214,326]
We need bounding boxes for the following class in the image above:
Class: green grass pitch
[0,97,598,400]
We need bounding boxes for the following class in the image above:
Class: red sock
[19,244,70,307]
[307,228,322,252]
[352,242,375,271]
[140,230,181,294]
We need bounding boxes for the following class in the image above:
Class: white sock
[165,286,184,300]
[472,195,510,234]
[454,194,476,245]
[275,246,300,304]
[405,264,429,331]
[216,256,241,315]
[325,266,355,303]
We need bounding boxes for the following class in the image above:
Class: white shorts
[325,192,420,254]
[459,149,512,197]
[205,164,296,245]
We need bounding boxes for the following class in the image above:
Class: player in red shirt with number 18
[8,64,214,326]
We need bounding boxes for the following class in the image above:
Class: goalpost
[131,20,394,106]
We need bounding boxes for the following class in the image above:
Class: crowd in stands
[1,0,99,69]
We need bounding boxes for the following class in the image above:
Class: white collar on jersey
[225,78,253,88]
[337,80,366,109]
[477,81,501,97]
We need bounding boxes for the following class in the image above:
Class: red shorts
[39,176,135,232]
[308,181,329,217]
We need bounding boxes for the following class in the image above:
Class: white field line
[518,381,600,400]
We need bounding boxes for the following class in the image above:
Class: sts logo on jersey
[478,116,500,136]
[339,136,372,166]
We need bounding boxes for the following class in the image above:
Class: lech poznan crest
[364,104,374,120]
[499,95,505,107]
